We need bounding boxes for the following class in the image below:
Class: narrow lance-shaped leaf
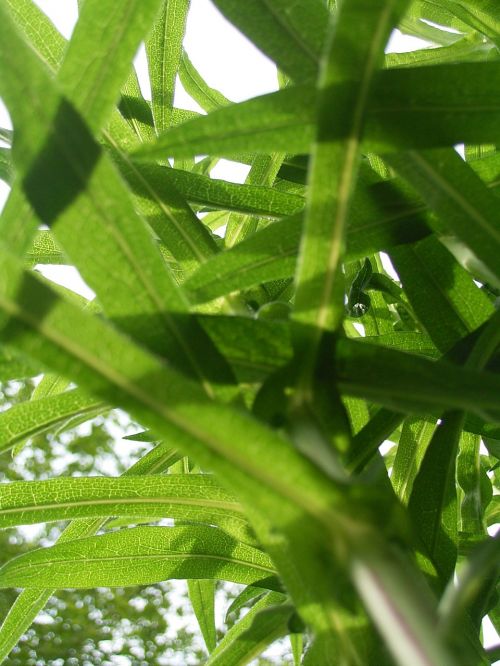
[107,135,219,276]
[389,235,494,354]
[439,534,500,634]
[391,417,437,505]
[133,61,500,160]
[211,0,328,83]
[0,526,280,591]
[119,65,156,143]
[0,251,450,664]
[350,545,456,666]
[132,85,317,160]
[456,431,486,538]
[408,410,465,587]
[0,474,250,543]
[366,61,500,150]
[346,408,404,473]
[384,32,492,69]
[224,152,288,246]
[0,251,345,520]
[3,0,217,283]
[336,337,500,421]
[186,216,302,304]
[4,0,66,71]
[408,310,500,588]
[386,149,500,285]
[0,388,107,455]
[179,49,231,112]
[434,0,500,49]
[57,0,164,136]
[188,579,217,654]
[293,0,411,339]
[146,0,191,132]
[207,592,290,666]
[401,1,471,41]
[129,163,305,218]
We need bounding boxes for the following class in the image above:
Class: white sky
[0,2,498,658]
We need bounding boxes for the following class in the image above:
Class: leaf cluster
[0,1,499,664]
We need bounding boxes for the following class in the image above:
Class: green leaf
[0,526,280,590]
[146,0,191,132]
[360,332,439,358]
[185,216,302,303]
[26,231,65,267]
[211,0,328,83]
[0,251,346,522]
[293,0,410,333]
[107,123,219,277]
[367,62,500,150]
[485,496,500,527]
[199,315,292,384]
[0,147,13,185]
[119,69,156,143]
[0,388,106,455]
[179,49,231,112]
[439,533,500,634]
[58,0,164,133]
[432,0,500,48]
[347,408,404,473]
[384,33,493,69]
[225,586,266,622]
[407,310,500,589]
[207,592,290,665]
[130,163,304,218]
[0,250,374,651]
[108,143,219,276]
[457,431,486,538]
[188,579,217,653]
[290,632,303,666]
[4,0,66,72]
[336,338,500,420]
[390,236,494,353]
[350,546,457,666]
[0,474,251,542]
[391,417,437,505]
[134,61,500,160]
[387,149,500,286]
[132,85,316,160]
[225,152,288,248]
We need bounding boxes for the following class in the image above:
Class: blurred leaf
[211,0,328,83]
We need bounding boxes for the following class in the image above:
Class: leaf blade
[0,526,280,590]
